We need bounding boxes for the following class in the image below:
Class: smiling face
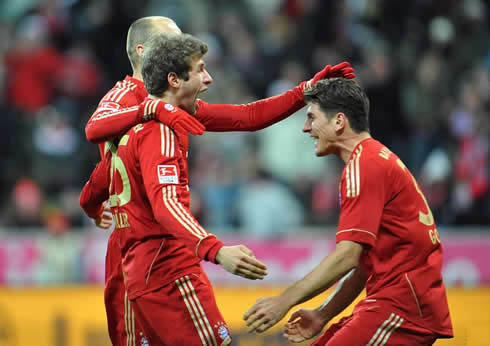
[303,103,340,157]
[178,56,213,114]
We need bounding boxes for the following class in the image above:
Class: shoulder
[100,79,141,107]
[127,121,177,152]
[340,140,395,197]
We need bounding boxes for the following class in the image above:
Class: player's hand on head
[283,308,326,343]
[301,61,356,93]
[95,205,113,230]
[215,245,267,280]
[243,296,290,334]
[139,98,205,136]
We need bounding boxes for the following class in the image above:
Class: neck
[132,70,143,82]
[149,91,179,107]
[337,132,371,163]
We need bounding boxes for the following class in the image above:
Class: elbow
[79,189,89,210]
[85,125,98,144]
[337,241,363,272]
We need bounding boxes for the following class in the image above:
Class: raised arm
[193,62,355,132]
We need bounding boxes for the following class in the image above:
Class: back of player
[87,76,147,346]
[334,138,453,345]
[108,120,231,345]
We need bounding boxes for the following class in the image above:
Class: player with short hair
[81,16,355,345]
[243,78,453,345]
[84,32,270,345]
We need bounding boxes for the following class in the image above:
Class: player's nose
[303,120,311,133]
[203,68,213,85]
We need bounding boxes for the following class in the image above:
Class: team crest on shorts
[214,321,230,342]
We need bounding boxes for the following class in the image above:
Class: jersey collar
[124,75,148,99]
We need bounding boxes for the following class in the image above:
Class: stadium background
[0,0,489,345]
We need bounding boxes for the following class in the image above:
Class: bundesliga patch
[157,165,179,184]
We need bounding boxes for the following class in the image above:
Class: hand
[216,245,267,280]
[284,308,328,343]
[300,61,356,92]
[139,99,205,135]
[243,296,292,333]
[95,205,113,229]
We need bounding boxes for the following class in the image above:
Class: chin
[315,146,331,157]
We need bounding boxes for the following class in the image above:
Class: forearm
[152,189,223,262]
[195,86,304,132]
[86,106,141,143]
[279,242,361,309]
[316,265,366,322]
[79,160,110,218]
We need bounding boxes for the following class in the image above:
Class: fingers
[243,304,259,321]
[238,245,254,257]
[330,61,350,71]
[242,255,267,271]
[177,116,205,135]
[288,310,302,323]
[184,117,205,135]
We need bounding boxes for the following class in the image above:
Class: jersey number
[108,135,131,207]
[397,159,440,244]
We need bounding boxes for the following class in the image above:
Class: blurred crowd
[0,0,489,236]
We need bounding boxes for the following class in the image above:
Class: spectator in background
[236,152,304,236]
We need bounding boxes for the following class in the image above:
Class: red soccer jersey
[108,100,224,299]
[81,76,147,218]
[336,138,453,337]
[86,76,148,154]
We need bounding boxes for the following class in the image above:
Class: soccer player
[82,32,271,345]
[81,15,355,346]
[243,78,453,345]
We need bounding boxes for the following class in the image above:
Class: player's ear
[334,112,348,132]
[167,72,181,88]
[136,44,144,57]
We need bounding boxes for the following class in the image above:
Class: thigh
[105,230,146,346]
[315,309,436,346]
[132,271,232,346]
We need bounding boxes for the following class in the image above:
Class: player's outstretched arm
[194,62,355,132]
[284,266,367,343]
[215,245,268,280]
[86,98,205,143]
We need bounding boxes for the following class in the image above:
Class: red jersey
[107,101,224,299]
[86,76,148,156]
[336,138,453,337]
[81,76,148,233]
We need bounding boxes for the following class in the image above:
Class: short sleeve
[337,150,386,247]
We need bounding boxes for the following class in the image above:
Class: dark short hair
[304,78,370,133]
[142,33,208,97]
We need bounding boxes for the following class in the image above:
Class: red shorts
[312,307,437,346]
[131,270,232,346]
[105,229,146,346]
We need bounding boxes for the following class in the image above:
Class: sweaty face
[303,103,336,156]
[179,56,213,114]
